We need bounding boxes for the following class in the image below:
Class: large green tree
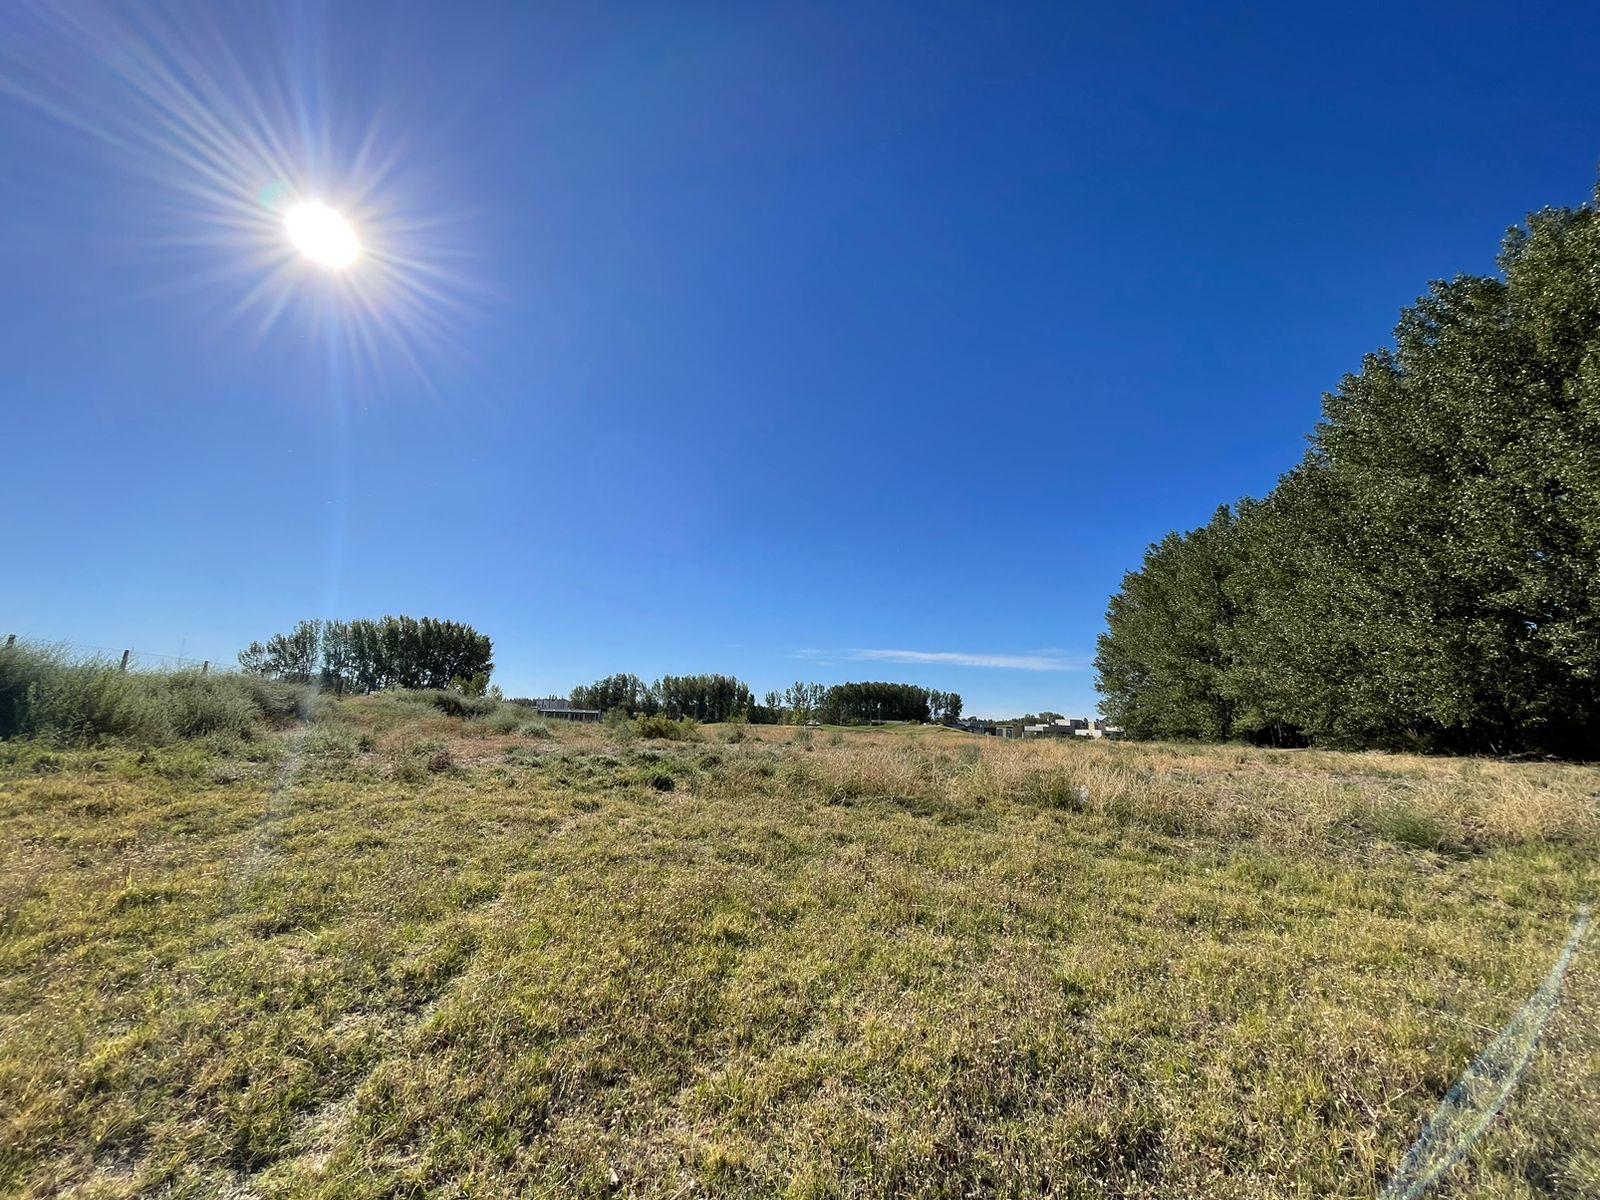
[1095,506,1241,740]
[1098,192,1600,754]
[240,616,493,695]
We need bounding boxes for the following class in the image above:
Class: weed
[1375,804,1464,853]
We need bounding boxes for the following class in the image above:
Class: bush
[400,689,499,719]
[163,673,261,739]
[307,727,361,761]
[0,643,59,737]
[479,706,524,734]
[475,704,555,737]
[233,675,315,726]
[604,708,636,743]
[634,715,700,741]
[391,738,454,781]
[23,664,169,744]
[0,642,319,746]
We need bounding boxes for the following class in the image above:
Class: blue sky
[4,1,1600,717]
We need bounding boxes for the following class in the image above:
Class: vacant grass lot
[2,699,1596,1199]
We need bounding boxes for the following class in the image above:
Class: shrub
[0,643,57,737]
[233,675,315,726]
[22,664,170,744]
[163,673,261,739]
[391,738,455,782]
[399,689,499,719]
[634,715,700,741]
[476,704,554,737]
[1,642,321,746]
[307,727,361,761]
[479,707,524,734]
[604,708,637,743]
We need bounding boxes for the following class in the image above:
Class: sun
[285,201,360,269]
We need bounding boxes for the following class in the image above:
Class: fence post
[120,649,131,672]
[201,661,209,675]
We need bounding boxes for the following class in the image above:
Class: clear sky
[4,1,1600,717]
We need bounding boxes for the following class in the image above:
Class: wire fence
[2,634,239,675]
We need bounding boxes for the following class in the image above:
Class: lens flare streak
[0,0,478,387]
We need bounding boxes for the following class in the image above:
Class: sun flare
[4,4,479,384]
[285,201,360,269]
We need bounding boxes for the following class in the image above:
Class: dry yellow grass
[1,707,1596,1198]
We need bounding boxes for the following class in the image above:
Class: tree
[1097,189,1600,754]
[1096,507,1241,741]
[571,674,656,715]
[239,616,493,695]
[819,681,938,724]
[783,681,816,723]
[238,620,323,685]
[654,674,753,722]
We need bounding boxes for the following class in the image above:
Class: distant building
[1072,719,1124,740]
[518,697,602,722]
[1021,717,1124,740]
[1023,720,1074,739]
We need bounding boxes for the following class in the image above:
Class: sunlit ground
[1,702,1595,1198]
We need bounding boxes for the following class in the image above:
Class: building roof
[529,698,600,714]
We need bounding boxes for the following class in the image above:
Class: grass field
[2,697,1597,1199]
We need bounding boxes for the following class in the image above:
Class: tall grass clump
[162,671,271,738]
[633,714,701,741]
[392,688,500,718]
[0,642,64,738]
[474,705,554,737]
[0,642,317,746]
[13,654,168,744]
[233,674,319,726]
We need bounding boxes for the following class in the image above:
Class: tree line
[239,617,494,694]
[571,673,961,725]
[815,681,962,725]
[1096,191,1600,755]
[568,673,754,722]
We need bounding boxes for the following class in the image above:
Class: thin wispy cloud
[797,648,1083,672]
